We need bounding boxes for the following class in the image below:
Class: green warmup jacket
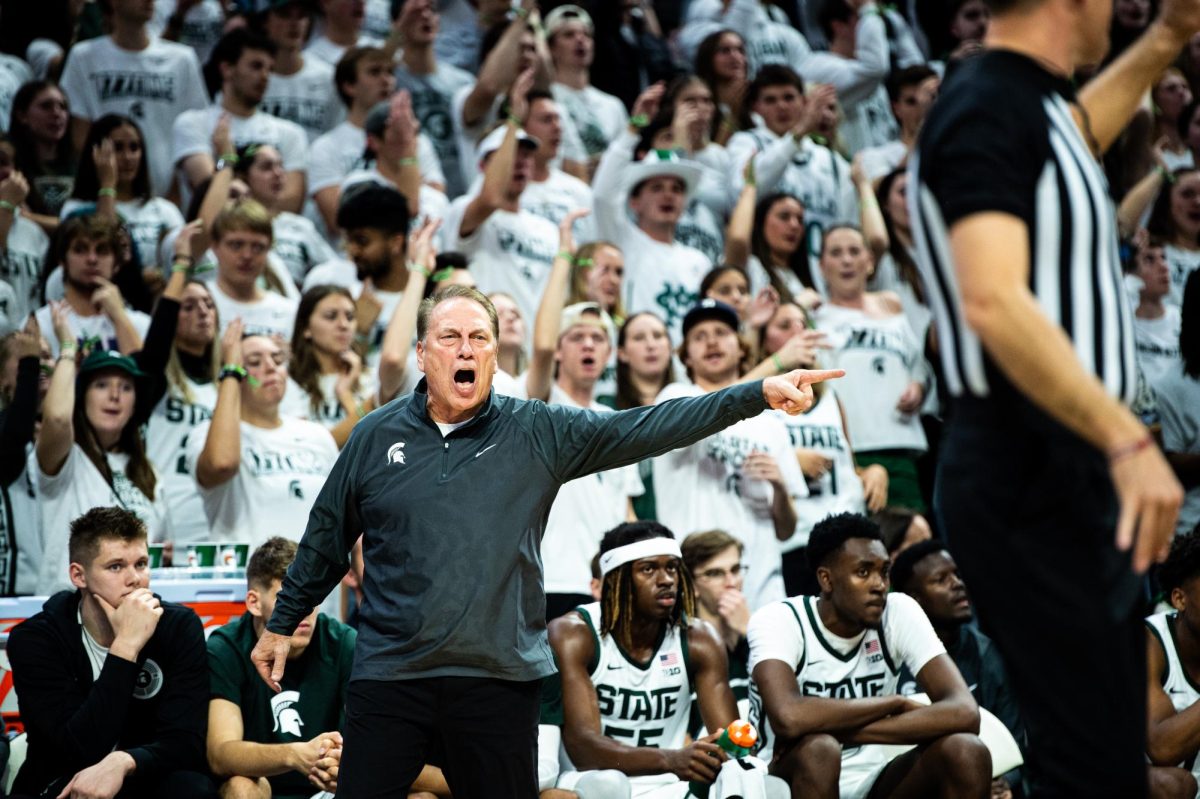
[268,376,769,683]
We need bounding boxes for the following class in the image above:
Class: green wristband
[397,157,419,167]
[555,249,574,263]
[97,187,117,198]
[771,353,785,373]
[0,200,15,213]
[630,114,650,129]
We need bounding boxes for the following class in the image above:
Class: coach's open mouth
[454,369,476,393]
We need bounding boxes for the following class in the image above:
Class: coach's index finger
[794,368,845,384]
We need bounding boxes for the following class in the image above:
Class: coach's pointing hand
[251,629,293,692]
[762,369,844,415]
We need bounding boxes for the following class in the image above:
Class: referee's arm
[949,213,1182,571]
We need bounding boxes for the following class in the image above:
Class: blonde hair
[166,280,221,404]
[569,241,627,325]
[212,197,274,242]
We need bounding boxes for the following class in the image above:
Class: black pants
[936,400,1146,799]
[337,675,542,799]
[546,592,593,621]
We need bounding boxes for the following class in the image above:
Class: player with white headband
[548,521,788,798]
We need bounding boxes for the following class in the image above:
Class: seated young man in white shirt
[186,326,337,545]
[747,512,990,799]
[207,199,299,341]
[172,28,309,213]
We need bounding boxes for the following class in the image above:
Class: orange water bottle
[689,719,758,798]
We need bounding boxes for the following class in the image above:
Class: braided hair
[598,522,696,654]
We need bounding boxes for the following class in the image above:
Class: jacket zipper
[441,440,450,480]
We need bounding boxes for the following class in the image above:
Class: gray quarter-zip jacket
[269,376,769,683]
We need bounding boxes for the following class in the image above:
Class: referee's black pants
[936,399,1146,799]
[337,675,542,798]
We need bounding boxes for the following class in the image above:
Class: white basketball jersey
[1147,612,1200,781]
[571,602,694,794]
[749,595,899,769]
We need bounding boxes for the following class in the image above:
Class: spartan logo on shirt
[653,284,699,330]
[387,442,406,465]
[271,690,305,736]
[90,71,177,102]
[133,658,164,700]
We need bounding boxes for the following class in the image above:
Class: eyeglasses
[696,563,747,581]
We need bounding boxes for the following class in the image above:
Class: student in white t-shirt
[0,138,51,324]
[309,46,396,236]
[1134,236,1184,385]
[58,0,209,197]
[856,66,940,183]
[726,67,857,265]
[187,326,337,545]
[259,0,344,142]
[151,0,227,65]
[517,91,594,244]
[36,332,169,595]
[653,300,807,609]
[392,0,477,199]
[207,199,299,340]
[545,5,628,171]
[173,29,309,214]
[233,143,335,284]
[747,513,989,799]
[304,0,385,66]
[62,115,185,273]
[592,84,712,343]
[814,226,928,512]
[1156,272,1200,538]
[306,183,414,378]
[278,285,375,447]
[442,103,560,335]
[144,280,220,545]
[33,215,151,358]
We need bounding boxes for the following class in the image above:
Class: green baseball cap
[78,349,145,378]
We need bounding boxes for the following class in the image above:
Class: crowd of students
[0,0,1198,796]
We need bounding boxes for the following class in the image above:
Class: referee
[910,1,1193,796]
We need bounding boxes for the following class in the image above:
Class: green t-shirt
[208,612,357,798]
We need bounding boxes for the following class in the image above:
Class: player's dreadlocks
[598,522,696,655]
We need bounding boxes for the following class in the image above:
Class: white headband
[599,538,683,576]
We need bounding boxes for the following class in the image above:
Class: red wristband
[1108,435,1152,465]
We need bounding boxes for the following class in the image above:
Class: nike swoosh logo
[475,444,498,458]
[606,664,621,670]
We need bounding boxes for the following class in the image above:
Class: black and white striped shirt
[909,51,1136,405]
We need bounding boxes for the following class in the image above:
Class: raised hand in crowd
[0,169,29,211]
[630,82,665,131]
[508,66,536,124]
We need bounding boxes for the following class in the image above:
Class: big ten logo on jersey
[497,229,556,281]
[247,448,329,477]
[801,672,888,699]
